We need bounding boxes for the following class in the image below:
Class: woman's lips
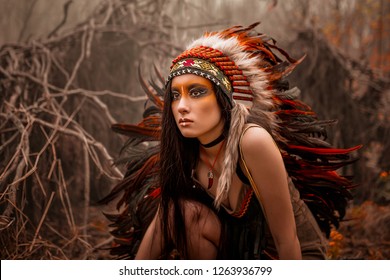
[179,118,193,127]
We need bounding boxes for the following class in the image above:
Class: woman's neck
[200,134,225,148]
[200,139,225,158]
[198,121,225,148]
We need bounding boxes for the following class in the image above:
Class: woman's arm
[135,210,163,259]
[241,126,302,260]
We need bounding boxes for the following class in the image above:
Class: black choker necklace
[201,134,225,148]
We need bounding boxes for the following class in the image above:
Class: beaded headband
[168,58,232,99]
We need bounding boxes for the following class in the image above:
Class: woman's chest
[195,161,246,212]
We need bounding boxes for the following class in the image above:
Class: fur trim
[214,102,249,208]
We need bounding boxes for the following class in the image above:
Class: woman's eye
[172,91,180,100]
[190,89,207,97]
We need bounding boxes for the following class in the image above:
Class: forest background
[0,0,389,260]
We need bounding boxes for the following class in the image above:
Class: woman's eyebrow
[188,83,208,90]
[171,83,208,91]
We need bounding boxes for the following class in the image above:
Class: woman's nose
[177,96,190,114]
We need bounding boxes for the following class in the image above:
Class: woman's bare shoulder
[241,124,274,148]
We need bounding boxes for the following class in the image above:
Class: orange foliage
[328,201,390,259]
[327,229,345,259]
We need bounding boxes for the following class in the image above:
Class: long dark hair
[159,80,231,258]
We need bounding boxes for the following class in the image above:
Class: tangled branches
[0,0,179,259]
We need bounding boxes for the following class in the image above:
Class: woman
[101,23,359,260]
[136,73,304,259]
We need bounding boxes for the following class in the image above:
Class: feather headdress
[166,22,304,207]
[100,23,361,258]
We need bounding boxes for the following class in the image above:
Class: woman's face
[170,74,225,143]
